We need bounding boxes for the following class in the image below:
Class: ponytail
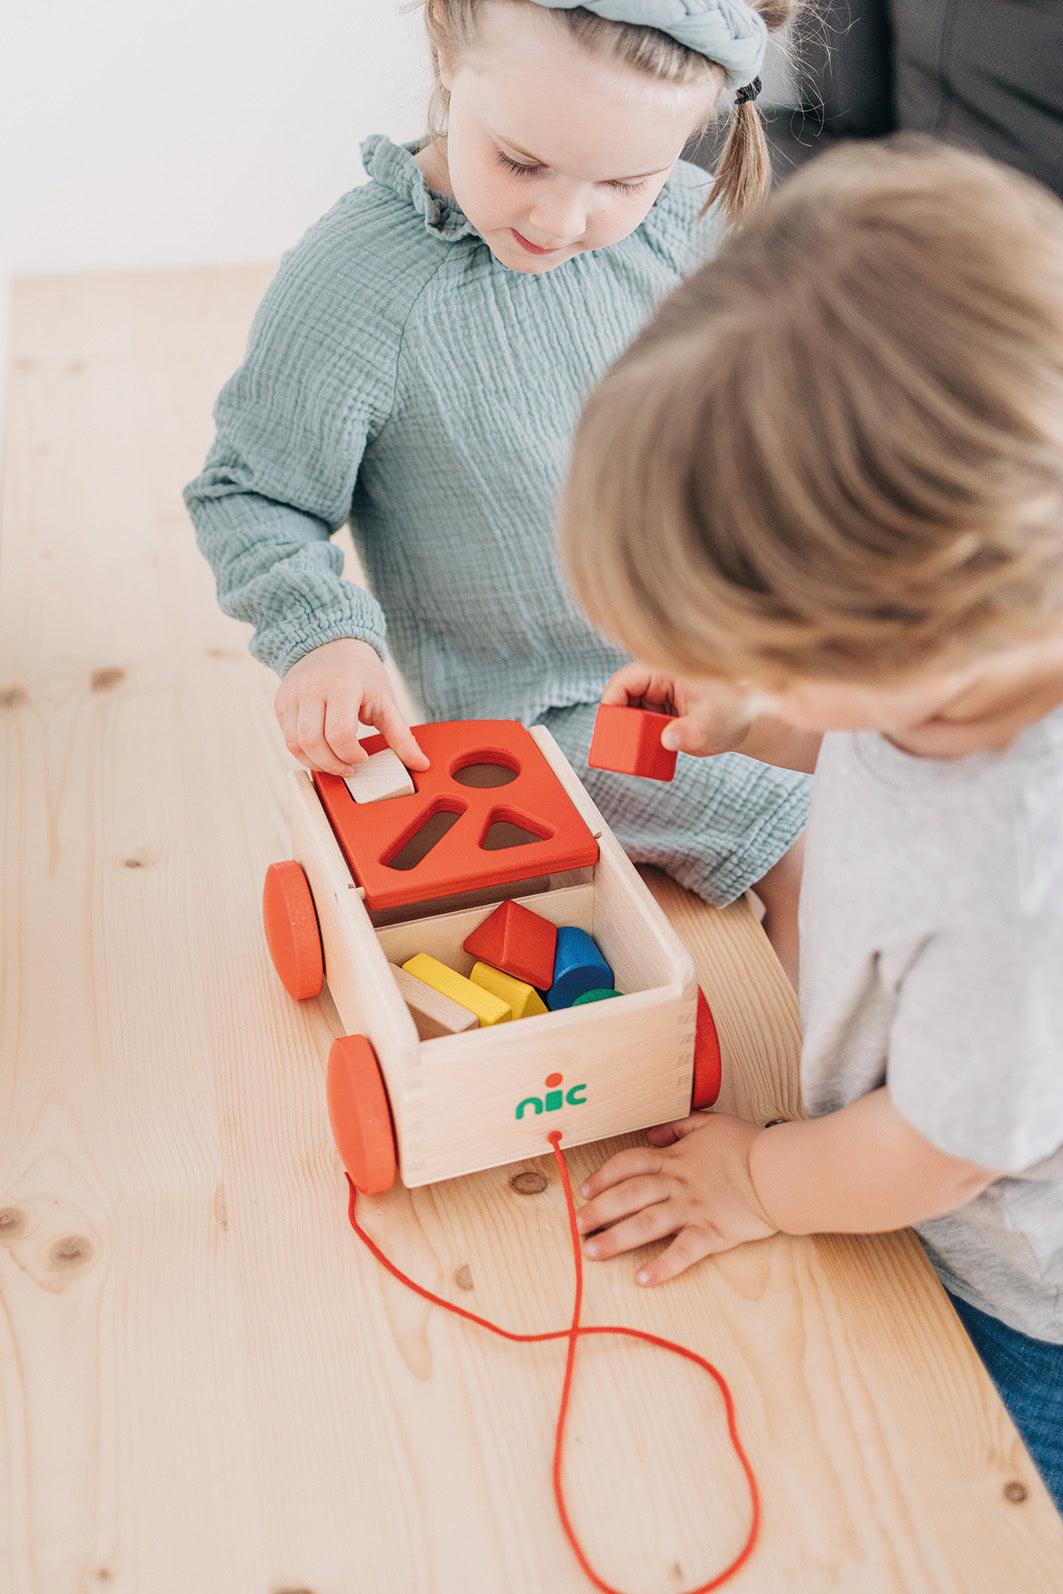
[706,85,772,221]
[706,0,799,222]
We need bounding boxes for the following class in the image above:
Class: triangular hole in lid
[481,819,542,851]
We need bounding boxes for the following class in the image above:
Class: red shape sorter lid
[313,720,600,912]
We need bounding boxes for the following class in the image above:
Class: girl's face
[437,3,716,274]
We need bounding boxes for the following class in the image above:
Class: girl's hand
[601,664,757,758]
[275,637,430,777]
[576,1113,777,1285]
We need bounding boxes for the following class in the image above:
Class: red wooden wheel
[690,987,722,1110]
[327,1035,397,1194]
[262,860,324,1000]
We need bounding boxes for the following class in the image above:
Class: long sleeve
[184,195,399,676]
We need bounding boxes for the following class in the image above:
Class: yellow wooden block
[469,962,548,1021]
[401,953,511,1027]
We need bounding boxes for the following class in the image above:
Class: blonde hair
[560,139,1063,686]
[418,0,795,220]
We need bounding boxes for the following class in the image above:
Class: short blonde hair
[417,0,797,220]
[560,138,1063,685]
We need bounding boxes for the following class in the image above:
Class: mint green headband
[531,0,768,93]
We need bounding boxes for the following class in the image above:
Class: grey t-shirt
[799,713,1063,1342]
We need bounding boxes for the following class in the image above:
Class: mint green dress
[184,137,807,902]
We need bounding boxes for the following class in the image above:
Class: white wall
[1,1,430,276]
[0,1,429,426]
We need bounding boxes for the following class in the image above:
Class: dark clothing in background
[693,2,1063,200]
[891,1,1061,197]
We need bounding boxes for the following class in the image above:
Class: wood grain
[2,265,1061,1594]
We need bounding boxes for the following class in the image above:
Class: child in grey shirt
[561,139,1063,1510]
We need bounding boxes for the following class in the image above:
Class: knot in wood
[453,1264,474,1291]
[0,1207,26,1239]
[1003,1480,1028,1504]
[90,666,125,692]
[510,1170,548,1196]
[50,1234,92,1268]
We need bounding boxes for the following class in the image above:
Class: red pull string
[345,1130,761,1594]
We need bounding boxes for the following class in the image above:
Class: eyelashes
[497,150,540,179]
[494,148,647,194]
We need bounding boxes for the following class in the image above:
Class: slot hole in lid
[384,803,464,871]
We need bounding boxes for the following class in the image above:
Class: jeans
[949,1292,1063,1515]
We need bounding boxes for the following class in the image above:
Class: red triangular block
[462,899,558,991]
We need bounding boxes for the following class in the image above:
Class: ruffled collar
[362,135,481,243]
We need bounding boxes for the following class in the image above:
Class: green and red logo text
[515,1071,587,1121]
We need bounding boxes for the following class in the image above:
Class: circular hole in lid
[452,759,518,789]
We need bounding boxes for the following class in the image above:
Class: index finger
[362,697,431,772]
[600,666,675,711]
[645,1115,708,1147]
[579,1146,663,1201]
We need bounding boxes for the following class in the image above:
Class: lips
[511,228,558,256]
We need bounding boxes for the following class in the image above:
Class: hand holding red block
[588,702,678,783]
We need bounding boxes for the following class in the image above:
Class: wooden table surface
[2,267,1061,1594]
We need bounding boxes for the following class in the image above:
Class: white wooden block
[390,963,478,1041]
[344,749,415,804]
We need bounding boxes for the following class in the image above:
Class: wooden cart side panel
[288,772,419,1107]
[373,882,595,975]
[593,846,689,998]
[400,985,695,1186]
[530,726,696,995]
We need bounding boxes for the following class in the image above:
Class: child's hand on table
[275,637,430,778]
[601,664,757,758]
[576,1112,777,1285]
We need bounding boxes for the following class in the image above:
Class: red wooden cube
[588,703,677,783]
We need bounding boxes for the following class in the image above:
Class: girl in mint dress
[185,0,808,962]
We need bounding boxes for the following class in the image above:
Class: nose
[526,180,588,247]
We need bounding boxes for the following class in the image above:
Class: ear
[427,0,456,91]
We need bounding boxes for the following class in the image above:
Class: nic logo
[514,1071,587,1121]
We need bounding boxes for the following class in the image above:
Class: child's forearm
[747,1088,999,1236]
[736,715,822,773]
